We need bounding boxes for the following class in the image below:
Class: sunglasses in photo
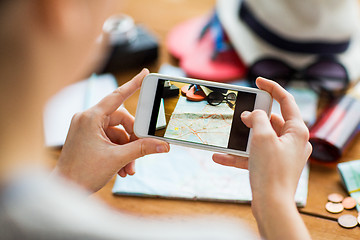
[207,91,237,109]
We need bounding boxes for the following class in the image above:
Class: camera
[100,14,159,73]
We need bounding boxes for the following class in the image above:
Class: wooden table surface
[69,0,360,239]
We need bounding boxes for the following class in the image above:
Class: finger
[124,161,135,175]
[212,153,249,169]
[109,108,138,141]
[108,108,136,140]
[112,138,170,166]
[94,68,149,115]
[118,168,126,178]
[241,110,273,133]
[105,126,130,145]
[109,107,134,127]
[242,110,277,145]
[270,113,285,136]
[306,141,313,159]
[256,77,309,140]
[129,132,139,142]
[256,77,302,122]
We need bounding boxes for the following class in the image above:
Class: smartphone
[134,73,272,156]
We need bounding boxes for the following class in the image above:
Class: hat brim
[217,0,360,81]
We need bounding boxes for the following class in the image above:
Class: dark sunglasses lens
[248,59,294,87]
[306,61,348,79]
[226,92,237,101]
[226,92,237,108]
[207,92,223,105]
[306,61,349,93]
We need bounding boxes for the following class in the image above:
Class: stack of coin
[326,193,359,229]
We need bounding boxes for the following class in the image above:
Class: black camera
[100,14,159,73]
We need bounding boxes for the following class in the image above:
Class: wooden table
[82,1,360,239]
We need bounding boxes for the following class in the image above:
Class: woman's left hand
[54,69,169,193]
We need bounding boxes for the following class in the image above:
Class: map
[112,144,310,207]
[164,96,234,148]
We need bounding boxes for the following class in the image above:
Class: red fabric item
[185,85,206,101]
[166,15,247,82]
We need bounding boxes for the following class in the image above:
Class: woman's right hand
[213,77,312,240]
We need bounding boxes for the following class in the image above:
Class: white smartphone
[134,73,272,157]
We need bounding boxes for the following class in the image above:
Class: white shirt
[0,168,256,240]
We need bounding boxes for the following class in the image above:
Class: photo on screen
[148,79,256,151]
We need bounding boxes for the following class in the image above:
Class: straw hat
[217,0,360,81]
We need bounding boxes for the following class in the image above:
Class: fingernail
[258,76,271,81]
[241,111,251,118]
[156,144,167,153]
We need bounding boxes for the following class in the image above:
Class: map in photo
[164,95,234,148]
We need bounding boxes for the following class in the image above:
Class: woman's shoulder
[0,167,119,239]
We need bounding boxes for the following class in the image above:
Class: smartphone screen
[147,79,256,151]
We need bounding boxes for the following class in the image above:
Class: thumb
[113,138,170,165]
[241,110,275,136]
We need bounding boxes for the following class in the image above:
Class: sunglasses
[247,56,349,97]
[207,91,237,108]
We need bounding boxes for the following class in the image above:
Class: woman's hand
[54,69,169,193]
[212,77,312,240]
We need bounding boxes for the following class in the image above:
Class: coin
[338,214,358,228]
[342,197,357,210]
[328,193,344,203]
[325,202,344,213]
